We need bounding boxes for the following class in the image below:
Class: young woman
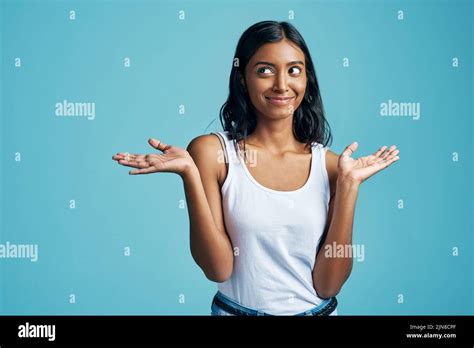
[112,21,400,316]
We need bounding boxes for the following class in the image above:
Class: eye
[289,66,302,74]
[257,67,273,75]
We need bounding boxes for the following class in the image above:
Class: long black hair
[219,20,333,153]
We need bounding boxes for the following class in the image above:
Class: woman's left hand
[337,142,400,185]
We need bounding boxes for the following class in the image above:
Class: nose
[273,71,289,92]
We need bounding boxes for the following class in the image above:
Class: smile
[265,96,295,106]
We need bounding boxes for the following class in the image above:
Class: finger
[118,159,150,168]
[341,141,358,159]
[129,166,159,175]
[113,153,129,160]
[375,155,400,168]
[127,154,146,162]
[149,138,171,152]
[372,145,387,158]
[113,153,141,161]
[383,156,400,168]
[120,155,147,163]
[381,145,397,160]
[113,154,132,161]
[380,150,399,162]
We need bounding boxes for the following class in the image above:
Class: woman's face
[243,39,307,121]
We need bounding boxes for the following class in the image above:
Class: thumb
[341,141,358,161]
[148,138,168,152]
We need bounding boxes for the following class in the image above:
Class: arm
[112,135,234,283]
[185,135,234,282]
[312,156,358,298]
[313,143,400,298]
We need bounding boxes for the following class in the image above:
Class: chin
[266,109,295,119]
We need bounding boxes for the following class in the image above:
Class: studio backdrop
[0,0,472,315]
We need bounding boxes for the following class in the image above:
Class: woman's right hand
[112,138,195,177]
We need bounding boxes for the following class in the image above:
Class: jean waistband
[212,291,337,316]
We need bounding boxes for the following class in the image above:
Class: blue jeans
[210,291,338,316]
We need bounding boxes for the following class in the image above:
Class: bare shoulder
[186,134,226,184]
[325,149,340,197]
[187,134,221,155]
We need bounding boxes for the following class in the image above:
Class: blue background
[1,0,472,315]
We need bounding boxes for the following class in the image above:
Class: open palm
[338,142,400,184]
[112,138,192,176]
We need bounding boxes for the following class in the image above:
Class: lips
[265,96,295,106]
[266,96,294,100]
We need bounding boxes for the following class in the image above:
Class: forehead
[250,39,305,63]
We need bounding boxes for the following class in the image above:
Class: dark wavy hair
[219,20,333,152]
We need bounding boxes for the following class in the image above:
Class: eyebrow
[253,60,305,67]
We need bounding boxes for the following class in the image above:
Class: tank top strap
[210,131,239,163]
[210,131,240,191]
[211,131,229,163]
[312,142,330,205]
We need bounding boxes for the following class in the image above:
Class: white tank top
[212,131,332,315]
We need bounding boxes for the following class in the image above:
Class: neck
[245,115,306,154]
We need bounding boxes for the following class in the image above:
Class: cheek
[247,78,269,94]
[247,90,266,112]
[295,80,307,101]
[247,82,268,104]
[296,78,307,93]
